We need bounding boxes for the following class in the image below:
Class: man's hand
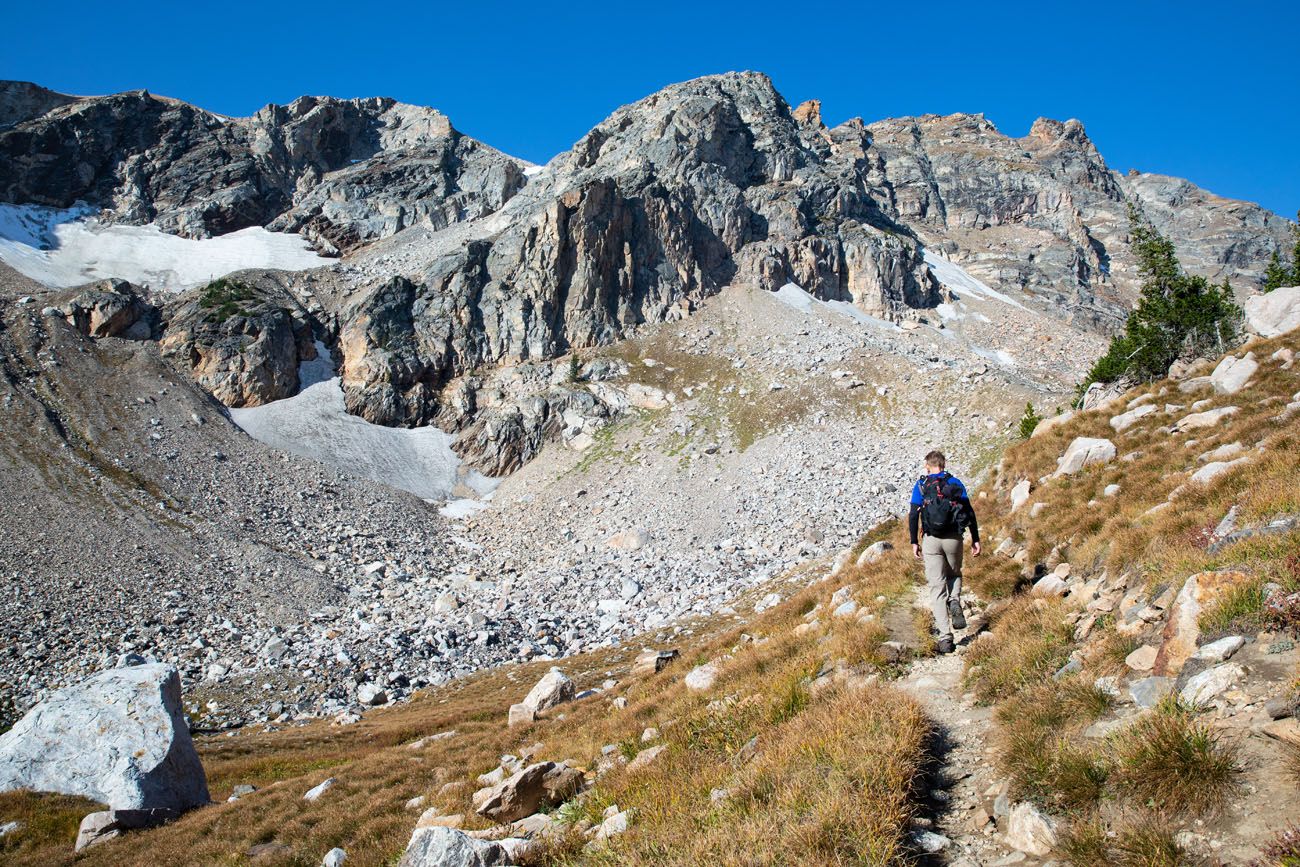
[972,541,982,557]
[912,543,922,560]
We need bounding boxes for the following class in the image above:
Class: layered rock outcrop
[863,113,1291,328]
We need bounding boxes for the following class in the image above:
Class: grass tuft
[1109,695,1242,816]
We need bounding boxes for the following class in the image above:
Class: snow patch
[774,282,817,313]
[923,250,1027,310]
[970,345,1018,368]
[0,202,331,292]
[230,347,469,501]
[774,283,900,331]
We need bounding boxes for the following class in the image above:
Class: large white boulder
[397,825,515,867]
[1245,286,1300,337]
[521,668,574,714]
[0,664,209,811]
[1210,353,1258,395]
[1172,405,1239,432]
[1110,403,1157,432]
[1053,437,1116,477]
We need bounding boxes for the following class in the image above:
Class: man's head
[925,449,946,473]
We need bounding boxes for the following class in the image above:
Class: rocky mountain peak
[0,80,77,128]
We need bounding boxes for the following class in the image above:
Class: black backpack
[919,472,961,535]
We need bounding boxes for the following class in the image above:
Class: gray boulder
[397,825,515,867]
[0,664,209,811]
[521,668,574,714]
[75,807,180,851]
[471,761,585,823]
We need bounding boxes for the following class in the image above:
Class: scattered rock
[1010,480,1032,512]
[1210,353,1258,395]
[1110,403,1157,432]
[684,662,719,692]
[1129,676,1174,709]
[1180,663,1246,707]
[507,704,536,728]
[75,808,179,851]
[856,541,893,566]
[1191,635,1246,663]
[1031,575,1067,597]
[1053,437,1116,476]
[521,668,574,714]
[472,762,584,824]
[608,528,650,551]
[322,847,348,867]
[303,778,337,802]
[631,649,679,678]
[1172,405,1239,432]
[626,745,667,773]
[357,683,387,706]
[397,826,514,867]
[1264,695,1296,720]
[1004,802,1057,856]
[1125,645,1158,672]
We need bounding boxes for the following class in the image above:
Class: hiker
[908,450,980,654]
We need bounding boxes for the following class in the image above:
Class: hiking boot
[949,598,967,630]
[935,637,955,655]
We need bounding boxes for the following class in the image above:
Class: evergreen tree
[1018,403,1042,439]
[1264,212,1300,292]
[1084,206,1243,387]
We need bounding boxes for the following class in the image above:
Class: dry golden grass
[950,332,1300,860]
[1058,811,1187,867]
[964,596,1074,702]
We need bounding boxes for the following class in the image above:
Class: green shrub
[198,277,258,322]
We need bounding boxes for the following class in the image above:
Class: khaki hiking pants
[923,536,963,641]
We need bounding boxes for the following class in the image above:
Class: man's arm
[908,503,921,545]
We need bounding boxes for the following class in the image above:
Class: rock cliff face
[863,113,1290,328]
[0,82,525,250]
[1,74,1293,474]
[335,73,941,428]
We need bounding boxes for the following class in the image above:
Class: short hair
[925,450,946,468]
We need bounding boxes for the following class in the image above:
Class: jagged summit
[0,72,1293,464]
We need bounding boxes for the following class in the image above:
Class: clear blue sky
[4,0,1297,217]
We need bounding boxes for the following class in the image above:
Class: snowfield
[773,282,901,331]
[229,343,484,502]
[923,249,1027,310]
[0,202,331,291]
[230,376,467,501]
